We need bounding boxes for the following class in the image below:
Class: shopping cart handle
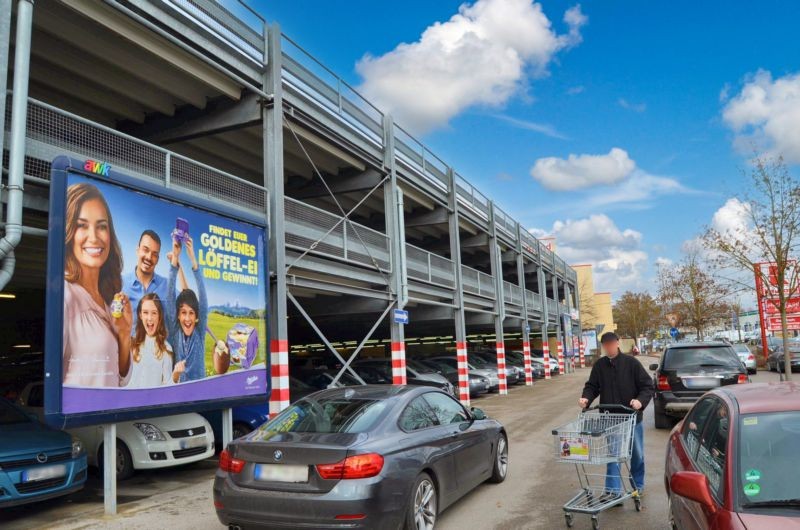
[585,403,635,413]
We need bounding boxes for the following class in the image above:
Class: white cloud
[489,113,567,139]
[534,214,650,293]
[586,170,692,208]
[618,98,646,113]
[567,85,585,95]
[711,197,751,236]
[356,0,586,134]
[722,69,800,162]
[530,148,636,191]
[655,256,673,268]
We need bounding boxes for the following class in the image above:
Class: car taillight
[747,355,754,361]
[316,453,384,480]
[219,449,245,474]
[738,374,748,384]
[657,375,671,391]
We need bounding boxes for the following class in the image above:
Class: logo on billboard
[273,450,283,461]
[83,159,111,176]
[246,375,259,385]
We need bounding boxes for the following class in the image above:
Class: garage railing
[405,243,455,288]
[284,197,391,272]
[547,299,559,317]
[461,265,496,299]
[5,96,267,216]
[503,280,523,307]
[526,290,543,313]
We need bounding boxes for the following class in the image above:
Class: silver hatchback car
[733,342,756,374]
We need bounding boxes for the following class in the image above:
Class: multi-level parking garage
[0,0,579,415]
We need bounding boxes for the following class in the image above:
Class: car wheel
[654,411,672,430]
[406,472,437,530]
[488,433,508,483]
[232,422,253,440]
[99,440,134,480]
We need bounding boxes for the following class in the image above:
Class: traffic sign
[669,327,679,339]
[393,309,409,325]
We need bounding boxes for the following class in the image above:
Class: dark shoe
[599,492,623,506]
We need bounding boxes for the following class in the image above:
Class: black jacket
[581,353,655,423]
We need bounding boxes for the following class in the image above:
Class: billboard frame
[44,156,270,428]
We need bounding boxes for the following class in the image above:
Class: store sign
[44,157,269,427]
[764,297,800,315]
[767,315,800,331]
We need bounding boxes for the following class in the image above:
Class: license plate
[254,464,308,483]
[22,464,66,483]
[682,376,721,389]
[179,436,207,450]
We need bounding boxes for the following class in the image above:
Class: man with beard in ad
[123,230,169,331]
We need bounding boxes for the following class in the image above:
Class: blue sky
[225,0,800,297]
[68,173,267,309]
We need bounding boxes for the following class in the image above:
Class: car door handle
[450,431,459,439]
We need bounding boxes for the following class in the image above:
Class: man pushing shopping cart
[551,332,654,528]
[578,332,655,499]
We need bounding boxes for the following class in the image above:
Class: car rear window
[663,346,741,370]
[260,396,387,434]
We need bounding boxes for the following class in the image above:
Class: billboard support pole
[103,423,117,515]
[221,408,233,447]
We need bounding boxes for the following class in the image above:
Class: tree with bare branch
[657,248,737,340]
[703,155,800,380]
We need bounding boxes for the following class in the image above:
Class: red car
[665,382,800,529]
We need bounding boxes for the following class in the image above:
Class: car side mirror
[649,363,659,371]
[471,407,487,420]
[670,471,717,512]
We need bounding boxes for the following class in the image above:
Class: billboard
[45,157,270,427]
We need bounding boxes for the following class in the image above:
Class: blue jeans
[605,421,644,493]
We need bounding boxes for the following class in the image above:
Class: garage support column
[487,203,507,395]
[540,266,551,379]
[0,0,11,187]
[383,114,406,385]
[264,23,289,417]
[447,168,470,407]
[553,275,565,375]
[516,224,533,386]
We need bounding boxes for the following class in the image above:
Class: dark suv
[650,342,749,429]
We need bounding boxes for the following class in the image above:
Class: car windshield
[257,395,387,434]
[407,359,435,374]
[0,398,31,425]
[426,361,456,376]
[470,355,492,367]
[738,411,800,508]
[663,346,741,369]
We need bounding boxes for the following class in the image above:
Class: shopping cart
[551,404,641,529]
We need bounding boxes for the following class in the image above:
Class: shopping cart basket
[551,404,641,529]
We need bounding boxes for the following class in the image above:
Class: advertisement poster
[559,435,589,461]
[56,170,268,415]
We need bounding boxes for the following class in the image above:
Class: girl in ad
[126,293,176,387]
[166,234,208,382]
[62,182,132,387]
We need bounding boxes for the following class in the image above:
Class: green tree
[613,291,661,348]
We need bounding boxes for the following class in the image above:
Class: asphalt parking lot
[0,357,779,530]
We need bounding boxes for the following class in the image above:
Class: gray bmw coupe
[213,385,508,529]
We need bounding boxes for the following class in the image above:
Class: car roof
[715,382,800,414]
[665,341,731,349]
[309,384,420,401]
